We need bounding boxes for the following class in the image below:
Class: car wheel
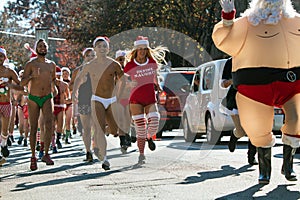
[206,114,221,145]
[183,116,196,142]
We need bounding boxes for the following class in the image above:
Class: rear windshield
[164,73,194,92]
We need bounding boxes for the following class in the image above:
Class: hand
[220,0,235,13]
[129,80,137,88]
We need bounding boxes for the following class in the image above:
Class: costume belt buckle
[286,71,296,82]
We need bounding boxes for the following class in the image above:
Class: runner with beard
[21,39,57,171]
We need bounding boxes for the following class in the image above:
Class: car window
[202,65,214,90]
[164,72,194,93]
[193,71,201,92]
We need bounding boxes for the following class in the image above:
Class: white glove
[220,0,235,13]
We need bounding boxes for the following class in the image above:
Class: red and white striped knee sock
[132,114,147,154]
[146,112,160,138]
[36,128,40,143]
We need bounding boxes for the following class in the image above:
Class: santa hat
[115,50,126,59]
[93,36,110,48]
[82,47,94,57]
[61,67,71,75]
[0,46,7,58]
[134,36,149,49]
[24,43,37,59]
[56,66,62,76]
[0,46,9,66]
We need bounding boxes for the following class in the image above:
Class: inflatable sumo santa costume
[212,0,300,184]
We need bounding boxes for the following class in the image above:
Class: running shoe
[147,138,156,151]
[23,139,28,147]
[83,152,93,162]
[52,146,58,154]
[18,136,24,145]
[138,154,146,165]
[1,145,9,157]
[41,154,54,165]
[30,157,38,171]
[102,160,110,171]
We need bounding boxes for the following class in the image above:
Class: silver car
[182,59,284,144]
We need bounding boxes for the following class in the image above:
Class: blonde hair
[126,45,169,67]
[241,0,297,26]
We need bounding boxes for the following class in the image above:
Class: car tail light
[159,91,167,104]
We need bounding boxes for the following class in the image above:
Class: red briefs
[54,106,65,116]
[237,80,300,107]
[0,102,11,118]
[18,104,29,119]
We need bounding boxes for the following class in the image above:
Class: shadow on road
[177,164,255,185]
[10,164,135,192]
[216,184,300,200]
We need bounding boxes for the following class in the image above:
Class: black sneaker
[1,145,10,157]
[248,157,258,165]
[138,154,146,165]
[83,152,93,162]
[52,146,58,154]
[102,160,110,170]
[125,134,132,147]
[18,136,24,145]
[56,139,62,149]
[147,138,156,151]
[10,135,15,143]
[228,130,238,152]
[120,145,128,154]
[23,139,28,147]
[7,137,12,146]
[73,127,77,135]
[65,138,71,144]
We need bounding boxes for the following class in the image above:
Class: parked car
[157,68,195,137]
[182,59,284,144]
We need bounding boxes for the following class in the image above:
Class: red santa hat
[61,67,71,75]
[134,36,149,49]
[93,36,110,48]
[56,66,62,76]
[24,43,37,59]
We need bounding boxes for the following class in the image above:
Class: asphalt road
[1,129,300,200]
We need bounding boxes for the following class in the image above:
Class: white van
[182,59,284,144]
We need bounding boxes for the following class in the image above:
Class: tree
[2,0,300,68]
